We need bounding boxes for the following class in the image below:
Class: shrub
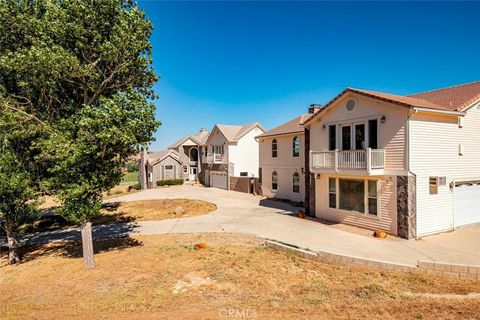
[156,179,184,187]
[132,183,141,190]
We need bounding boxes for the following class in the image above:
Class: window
[183,165,188,173]
[368,119,378,149]
[328,125,336,150]
[368,180,378,216]
[272,139,278,158]
[165,165,173,170]
[293,172,300,193]
[429,177,438,194]
[341,126,351,150]
[328,178,336,208]
[339,179,365,213]
[213,145,223,154]
[272,171,278,191]
[204,147,208,157]
[240,172,248,177]
[355,124,365,150]
[292,136,300,157]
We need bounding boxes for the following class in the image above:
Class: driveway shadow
[258,199,301,215]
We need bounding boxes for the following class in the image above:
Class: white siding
[410,102,480,236]
[228,127,263,177]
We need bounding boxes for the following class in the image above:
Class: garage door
[455,182,480,227]
[210,171,228,190]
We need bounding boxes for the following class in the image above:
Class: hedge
[156,179,184,186]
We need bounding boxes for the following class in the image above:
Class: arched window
[272,139,277,158]
[292,136,300,157]
[293,172,300,193]
[272,171,278,191]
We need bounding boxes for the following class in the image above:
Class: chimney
[199,128,207,133]
[308,104,323,114]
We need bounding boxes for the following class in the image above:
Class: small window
[328,125,336,151]
[165,165,173,170]
[272,139,278,158]
[328,178,336,208]
[429,177,438,194]
[204,147,207,157]
[293,172,300,193]
[368,180,378,216]
[292,136,300,157]
[272,171,278,191]
[240,172,248,177]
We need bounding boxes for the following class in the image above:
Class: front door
[190,167,197,181]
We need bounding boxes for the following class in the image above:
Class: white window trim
[325,116,380,150]
[329,177,380,218]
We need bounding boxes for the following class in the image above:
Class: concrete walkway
[24,186,480,267]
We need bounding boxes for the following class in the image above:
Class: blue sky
[139,1,480,150]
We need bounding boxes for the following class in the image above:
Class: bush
[125,162,139,172]
[131,183,141,190]
[156,179,184,187]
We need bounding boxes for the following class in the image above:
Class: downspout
[406,108,418,238]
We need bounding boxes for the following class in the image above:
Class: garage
[210,171,228,190]
[454,181,480,228]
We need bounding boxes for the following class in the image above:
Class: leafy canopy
[0,0,160,223]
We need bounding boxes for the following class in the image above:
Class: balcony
[207,153,223,164]
[310,148,385,175]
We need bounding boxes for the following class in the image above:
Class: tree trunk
[139,147,147,190]
[80,221,95,268]
[6,229,20,264]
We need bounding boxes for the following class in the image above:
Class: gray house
[144,150,182,189]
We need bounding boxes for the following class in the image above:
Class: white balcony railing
[207,153,223,163]
[311,148,385,173]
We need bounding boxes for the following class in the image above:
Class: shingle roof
[216,122,266,142]
[408,81,480,111]
[146,150,179,165]
[256,114,309,138]
[305,81,480,124]
[169,129,210,149]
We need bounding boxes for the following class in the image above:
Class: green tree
[0,143,39,264]
[0,0,159,267]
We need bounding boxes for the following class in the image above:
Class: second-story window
[272,139,277,158]
[292,136,300,157]
[329,125,336,150]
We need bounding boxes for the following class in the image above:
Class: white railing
[311,148,385,173]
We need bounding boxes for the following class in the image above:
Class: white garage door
[210,171,228,190]
[455,182,480,227]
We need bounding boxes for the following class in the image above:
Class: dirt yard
[95,199,217,224]
[1,233,479,319]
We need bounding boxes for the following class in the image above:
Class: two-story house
[199,122,266,191]
[256,107,319,204]
[304,82,480,239]
[169,128,209,182]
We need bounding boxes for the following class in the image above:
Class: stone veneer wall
[199,163,229,186]
[304,127,314,216]
[397,175,417,239]
[229,177,261,194]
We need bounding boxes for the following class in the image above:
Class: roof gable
[257,114,308,139]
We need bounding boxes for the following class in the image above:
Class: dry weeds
[1,233,479,319]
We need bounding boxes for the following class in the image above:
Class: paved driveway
[25,185,480,267]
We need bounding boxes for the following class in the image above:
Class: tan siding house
[304,81,480,238]
[257,113,312,204]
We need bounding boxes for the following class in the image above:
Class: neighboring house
[144,150,182,189]
[169,128,209,182]
[199,122,266,192]
[256,106,319,204]
[303,81,480,239]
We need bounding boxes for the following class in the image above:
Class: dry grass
[95,199,217,224]
[1,233,479,319]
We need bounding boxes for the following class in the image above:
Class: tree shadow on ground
[1,236,143,265]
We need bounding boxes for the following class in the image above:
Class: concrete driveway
[25,185,480,267]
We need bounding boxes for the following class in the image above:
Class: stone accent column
[397,175,417,239]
